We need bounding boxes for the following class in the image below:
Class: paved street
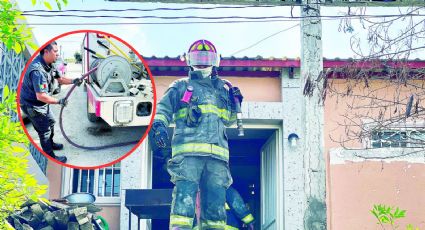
[24,63,148,167]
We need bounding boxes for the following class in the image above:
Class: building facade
[41,56,425,230]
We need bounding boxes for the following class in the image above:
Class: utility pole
[300,0,327,229]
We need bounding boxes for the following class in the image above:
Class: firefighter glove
[72,78,83,86]
[152,122,169,148]
[229,86,243,104]
[58,98,68,107]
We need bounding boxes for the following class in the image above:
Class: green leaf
[55,0,62,10]
[12,146,26,153]
[13,43,22,54]
[2,85,9,102]
[371,210,379,220]
[43,1,52,10]
[31,0,36,5]
[26,41,38,51]
[62,0,68,5]
[380,215,390,224]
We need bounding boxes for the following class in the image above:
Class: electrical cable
[22,1,425,14]
[17,19,303,25]
[16,11,425,26]
[20,12,425,20]
[230,23,299,56]
[23,5,281,13]
[59,66,140,150]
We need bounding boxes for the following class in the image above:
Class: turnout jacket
[154,72,237,162]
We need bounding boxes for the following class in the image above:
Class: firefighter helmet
[186,39,220,67]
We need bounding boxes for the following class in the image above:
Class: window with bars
[72,163,121,201]
[370,129,425,148]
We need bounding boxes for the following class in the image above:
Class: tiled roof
[144,56,425,77]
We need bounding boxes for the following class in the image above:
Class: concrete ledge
[242,101,283,120]
[329,147,425,164]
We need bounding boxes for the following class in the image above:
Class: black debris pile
[7,199,104,230]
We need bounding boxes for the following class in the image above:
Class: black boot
[54,155,67,163]
[47,151,67,163]
[52,142,64,150]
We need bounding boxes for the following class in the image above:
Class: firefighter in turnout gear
[223,186,255,230]
[193,186,255,230]
[151,39,243,230]
[20,41,83,163]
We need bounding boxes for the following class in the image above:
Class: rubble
[7,199,105,230]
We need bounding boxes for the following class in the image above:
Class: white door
[261,131,277,230]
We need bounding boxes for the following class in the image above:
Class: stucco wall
[325,79,425,229]
[153,76,282,102]
[97,206,121,230]
[47,162,62,199]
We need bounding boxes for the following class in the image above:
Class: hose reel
[90,55,132,96]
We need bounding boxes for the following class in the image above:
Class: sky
[16,0,425,60]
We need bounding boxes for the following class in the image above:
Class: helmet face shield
[187,51,219,67]
[187,39,220,67]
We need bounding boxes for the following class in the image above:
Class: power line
[17,13,424,26]
[13,16,369,26]
[20,12,425,20]
[22,5,281,13]
[230,24,300,56]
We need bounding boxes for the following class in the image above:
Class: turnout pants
[21,105,56,156]
[167,155,232,230]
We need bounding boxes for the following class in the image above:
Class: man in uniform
[20,41,82,163]
[151,39,243,230]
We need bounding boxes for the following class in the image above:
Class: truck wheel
[87,95,99,122]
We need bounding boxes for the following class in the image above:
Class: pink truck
[82,32,153,127]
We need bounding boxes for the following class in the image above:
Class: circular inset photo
[17,30,156,168]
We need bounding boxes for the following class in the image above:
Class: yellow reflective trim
[242,213,254,224]
[225,202,230,210]
[203,220,226,228]
[175,104,234,122]
[172,143,229,160]
[154,114,169,126]
[225,225,239,230]
[170,214,193,227]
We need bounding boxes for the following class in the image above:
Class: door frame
[144,123,284,230]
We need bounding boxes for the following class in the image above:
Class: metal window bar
[102,168,106,197]
[111,165,115,198]
[113,164,121,197]
[77,169,82,193]
[86,170,91,193]
[371,129,425,148]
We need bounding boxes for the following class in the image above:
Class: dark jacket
[154,72,237,162]
[20,55,53,107]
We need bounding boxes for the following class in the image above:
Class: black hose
[59,66,139,150]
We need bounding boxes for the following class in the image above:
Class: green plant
[407,224,420,230]
[0,86,48,229]
[371,204,406,228]
[0,0,67,54]
[371,204,420,230]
